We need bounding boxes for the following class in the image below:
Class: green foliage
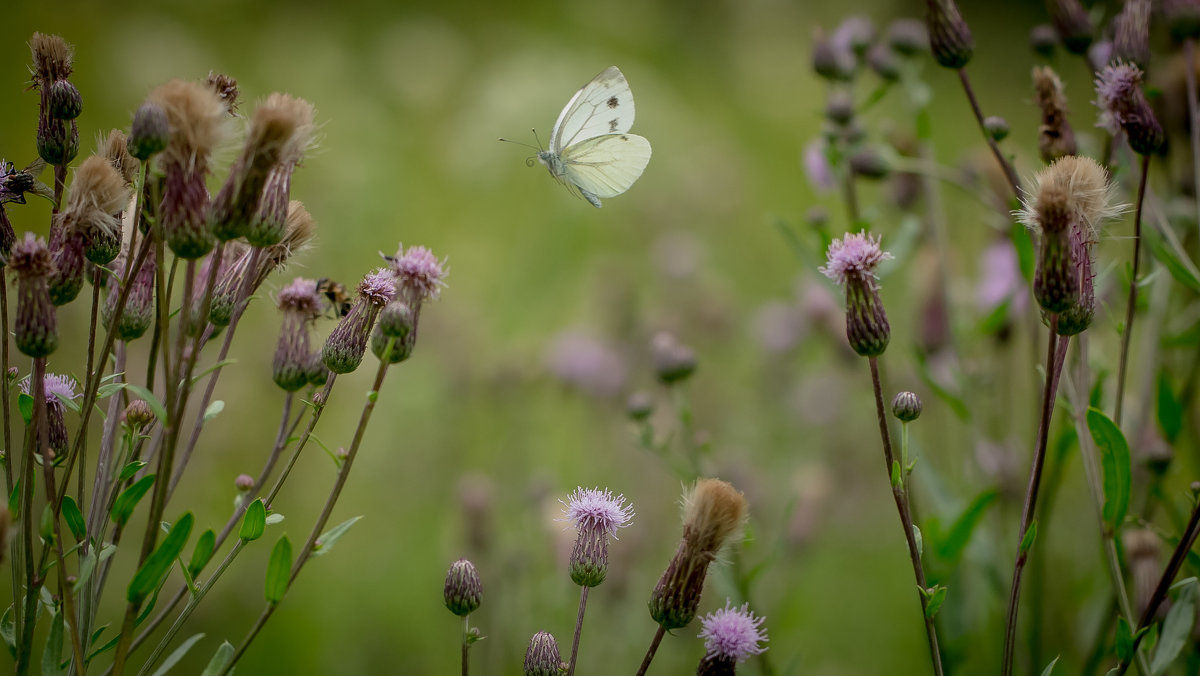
[239,499,266,542]
[311,516,362,558]
[1156,371,1182,443]
[265,536,293,604]
[1151,580,1197,675]
[110,475,156,526]
[1087,408,1131,535]
[60,495,85,542]
[201,641,235,676]
[127,513,195,606]
[189,529,217,578]
[1020,520,1038,555]
[150,633,207,676]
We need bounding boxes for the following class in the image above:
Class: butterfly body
[533,66,651,208]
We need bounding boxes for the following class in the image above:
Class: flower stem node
[891,391,923,422]
[443,559,482,617]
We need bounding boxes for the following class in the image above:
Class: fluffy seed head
[101,129,139,185]
[1033,67,1078,162]
[147,79,229,167]
[683,479,749,554]
[698,600,769,663]
[29,33,74,86]
[1017,155,1123,237]
[205,72,240,113]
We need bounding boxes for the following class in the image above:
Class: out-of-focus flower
[545,330,628,397]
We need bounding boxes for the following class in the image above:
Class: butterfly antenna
[531,128,545,151]
[499,137,539,151]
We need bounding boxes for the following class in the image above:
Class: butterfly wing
[550,66,637,154]
[560,133,652,206]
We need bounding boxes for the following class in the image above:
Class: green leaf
[1146,222,1200,293]
[264,535,292,604]
[1020,520,1038,555]
[1151,580,1196,674]
[189,529,216,578]
[201,641,235,676]
[1116,617,1134,662]
[311,516,363,558]
[977,298,1013,335]
[18,393,33,425]
[1039,656,1060,676]
[1011,221,1036,283]
[1,605,15,657]
[73,548,97,593]
[914,349,969,420]
[127,513,194,606]
[924,585,947,619]
[933,489,998,562]
[890,460,901,487]
[51,390,79,414]
[86,632,121,660]
[60,495,86,542]
[95,382,126,399]
[239,499,266,542]
[41,609,65,676]
[191,359,237,385]
[123,385,167,423]
[40,504,55,541]
[912,524,923,558]
[203,400,225,423]
[1088,408,1132,534]
[150,632,206,676]
[118,461,147,482]
[8,480,18,519]
[111,475,156,526]
[1156,371,1182,443]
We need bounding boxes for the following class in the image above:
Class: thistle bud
[102,244,156,341]
[443,559,482,617]
[37,118,79,166]
[983,116,1009,142]
[273,277,324,391]
[867,43,901,81]
[124,400,154,429]
[30,34,80,165]
[370,301,416,364]
[128,102,169,161]
[9,234,58,357]
[1165,0,1200,41]
[848,148,889,179]
[1033,67,1078,163]
[47,80,82,121]
[651,332,697,384]
[1112,0,1151,68]
[234,474,255,492]
[1033,197,1078,315]
[321,269,396,374]
[1049,0,1093,55]
[824,91,855,125]
[1051,218,1095,336]
[523,632,563,676]
[1095,62,1164,156]
[1030,24,1058,58]
[887,19,929,56]
[811,29,854,81]
[560,487,634,588]
[47,227,86,306]
[925,0,973,69]
[697,601,769,675]
[891,391,923,422]
[649,479,748,630]
[820,231,893,357]
[626,390,654,421]
[305,352,330,387]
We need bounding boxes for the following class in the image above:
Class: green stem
[566,585,589,676]
[956,68,1020,201]
[634,625,666,676]
[1114,154,1150,427]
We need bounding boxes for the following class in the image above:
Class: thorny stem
[225,347,395,673]
[1001,318,1065,676]
[869,357,944,676]
[1114,154,1150,427]
[567,585,589,676]
[1185,38,1200,243]
[33,357,87,671]
[1113,499,1200,676]
[956,68,1020,202]
[635,625,666,676]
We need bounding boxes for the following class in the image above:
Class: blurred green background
[0,0,1146,673]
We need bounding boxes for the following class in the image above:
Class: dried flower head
[253,201,316,289]
[101,129,139,186]
[247,95,316,247]
[59,155,130,264]
[523,631,563,676]
[1094,62,1165,154]
[1033,67,1078,163]
[29,33,74,86]
[1017,155,1123,237]
[649,479,748,630]
[1112,0,1152,68]
[205,71,240,113]
[698,600,768,667]
[560,487,635,588]
[443,559,482,617]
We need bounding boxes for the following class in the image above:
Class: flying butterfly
[504,66,651,208]
[315,278,352,318]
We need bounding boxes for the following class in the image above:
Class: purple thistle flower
[273,277,324,391]
[390,244,447,304]
[698,600,768,663]
[803,139,835,192]
[21,373,78,457]
[819,231,893,289]
[21,372,79,403]
[1094,61,1163,154]
[560,487,633,588]
[321,268,396,374]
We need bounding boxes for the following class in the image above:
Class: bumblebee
[315,278,351,318]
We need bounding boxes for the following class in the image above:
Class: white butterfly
[532,66,652,208]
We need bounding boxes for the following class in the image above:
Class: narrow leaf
[1088,408,1132,534]
[8,480,18,518]
[1116,617,1134,661]
[73,549,97,592]
[1020,520,1038,555]
[41,609,65,676]
[150,633,206,676]
[312,516,363,558]
[18,393,33,425]
[127,513,194,605]
[201,641,235,676]
[934,489,998,562]
[1151,580,1196,675]
[239,499,266,542]
[192,359,237,384]
[924,586,947,619]
[1156,371,1182,443]
[912,524,923,558]
[60,496,86,542]
[118,461,147,482]
[890,460,901,487]
[95,382,126,399]
[1,605,15,657]
[123,385,167,423]
[189,530,216,578]
[111,475,156,526]
[264,535,292,604]
[1039,656,1060,676]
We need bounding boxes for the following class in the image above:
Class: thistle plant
[0,32,447,676]
[695,600,768,676]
